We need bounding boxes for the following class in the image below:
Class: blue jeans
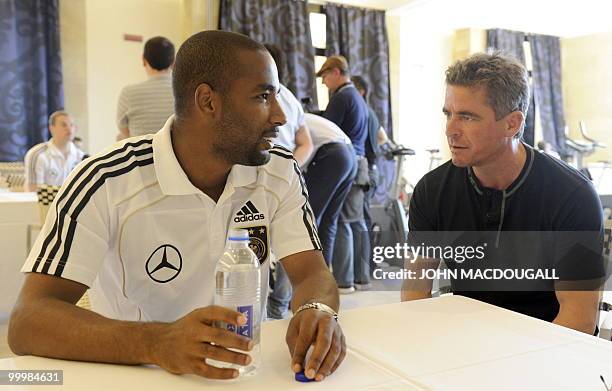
[267,143,356,319]
[304,142,357,264]
[332,218,371,287]
[267,262,291,320]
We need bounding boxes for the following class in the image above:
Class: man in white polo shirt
[10,31,345,382]
[24,111,85,192]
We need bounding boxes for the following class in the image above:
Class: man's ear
[505,111,525,138]
[194,83,218,115]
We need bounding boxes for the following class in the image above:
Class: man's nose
[270,97,286,127]
[445,116,461,138]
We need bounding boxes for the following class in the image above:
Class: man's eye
[259,93,270,101]
[461,115,474,121]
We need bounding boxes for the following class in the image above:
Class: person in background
[316,55,370,293]
[24,111,85,192]
[303,113,356,269]
[116,36,175,140]
[263,43,314,319]
[10,30,345,381]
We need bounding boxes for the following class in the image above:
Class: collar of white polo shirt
[153,115,258,197]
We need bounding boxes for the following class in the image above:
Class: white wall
[562,31,612,163]
[393,5,452,185]
[84,0,184,155]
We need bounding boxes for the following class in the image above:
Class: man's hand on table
[285,308,346,381]
[152,305,253,379]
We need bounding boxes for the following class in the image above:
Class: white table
[0,192,38,319]
[1,296,612,390]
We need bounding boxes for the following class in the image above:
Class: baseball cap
[316,55,349,77]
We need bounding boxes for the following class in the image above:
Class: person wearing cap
[263,44,314,320]
[400,52,603,334]
[316,56,370,293]
[116,36,175,140]
[24,111,85,192]
[10,31,345,381]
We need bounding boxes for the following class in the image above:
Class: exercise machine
[370,144,415,266]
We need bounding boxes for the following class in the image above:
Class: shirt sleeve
[553,183,605,284]
[22,161,111,287]
[270,161,322,261]
[116,87,130,129]
[24,149,46,186]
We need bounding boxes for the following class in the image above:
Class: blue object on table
[295,371,314,382]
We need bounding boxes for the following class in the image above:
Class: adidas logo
[234,200,265,223]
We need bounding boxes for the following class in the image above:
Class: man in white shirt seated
[10,31,345,382]
[24,111,85,192]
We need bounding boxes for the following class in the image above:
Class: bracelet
[294,302,339,321]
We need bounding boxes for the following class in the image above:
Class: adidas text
[234,214,265,222]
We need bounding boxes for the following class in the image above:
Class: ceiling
[324,0,612,38]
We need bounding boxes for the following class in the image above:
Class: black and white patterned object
[604,227,612,260]
[37,185,60,206]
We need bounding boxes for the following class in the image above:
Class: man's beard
[212,114,270,167]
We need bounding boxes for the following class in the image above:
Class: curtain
[325,4,393,206]
[325,3,392,137]
[0,0,64,162]
[529,34,566,155]
[486,28,535,146]
[219,0,316,105]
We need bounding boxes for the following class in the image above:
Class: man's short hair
[172,31,267,117]
[143,36,175,71]
[48,110,70,126]
[263,43,285,83]
[351,75,368,100]
[445,52,530,138]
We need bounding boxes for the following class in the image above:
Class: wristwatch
[295,302,339,321]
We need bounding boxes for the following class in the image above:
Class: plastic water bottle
[213,228,261,377]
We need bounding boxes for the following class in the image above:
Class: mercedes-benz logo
[145,244,182,283]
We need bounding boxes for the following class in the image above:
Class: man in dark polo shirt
[316,55,370,292]
[401,52,604,334]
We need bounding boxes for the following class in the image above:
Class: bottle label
[226,305,253,338]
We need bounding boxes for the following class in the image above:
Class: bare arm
[116,127,130,141]
[553,288,600,334]
[282,250,345,381]
[292,125,314,168]
[400,256,440,301]
[9,273,252,379]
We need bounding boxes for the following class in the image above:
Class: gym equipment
[370,144,415,266]
[564,121,606,179]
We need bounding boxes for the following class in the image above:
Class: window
[309,7,328,110]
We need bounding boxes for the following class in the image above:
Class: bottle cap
[295,371,314,383]
[227,229,250,241]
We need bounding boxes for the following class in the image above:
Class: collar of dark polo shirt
[466,144,536,247]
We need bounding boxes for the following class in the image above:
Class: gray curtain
[219,0,316,105]
[325,3,392,137]
[487,28,535,147]
[529,34,566,154]
[0,0,64,161]
[325,4,393,206]
[487,28,526,63]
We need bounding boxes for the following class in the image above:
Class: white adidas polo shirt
[24,141,85,188]
[23,116,321,322]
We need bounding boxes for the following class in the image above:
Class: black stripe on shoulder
[269,150,294,160]
[52,156,154,276]
[271,144,293,155]
[33,139,154,274]
[291,162,322,250]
